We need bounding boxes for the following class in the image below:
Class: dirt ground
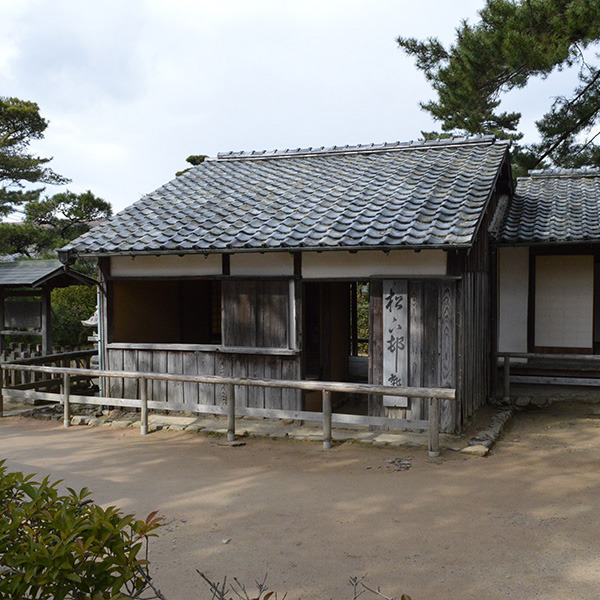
[2,402,600,599]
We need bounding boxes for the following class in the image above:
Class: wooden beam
[222,254,230,276]
[0,290,4,354]
[41,287,52,354]
[322,390,332,449]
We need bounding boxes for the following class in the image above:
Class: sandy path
[2,404,600,599]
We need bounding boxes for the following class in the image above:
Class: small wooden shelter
[0,259,96,355]
[59,136,513,433]
[497,167,600,358]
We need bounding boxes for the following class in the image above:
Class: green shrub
[51,285,97,348]
[0,462,163,599]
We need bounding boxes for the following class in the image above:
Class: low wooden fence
[2,350,96,390]
[498,352,600,401]
[0,363,455,456]
[1,344,89,364]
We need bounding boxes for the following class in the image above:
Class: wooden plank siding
[369,279,458,432]
[457,272,490,421]
[105,347,301,411]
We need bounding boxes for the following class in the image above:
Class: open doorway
[302,281,370,412]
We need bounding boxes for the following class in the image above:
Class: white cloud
[0,0,573,213]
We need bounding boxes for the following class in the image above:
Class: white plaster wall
[230,252,293,276]
[301,250,447,279]
[498,247,529,353]
[110,254,222,277]
[535,255,594,349]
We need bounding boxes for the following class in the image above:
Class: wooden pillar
[98,258,110,397]
[350,282,358,356]
[63,372,71,427]
[428,397,440,457]
[140,378,148,435]
[0,290,5,354]
[503,356,511,404]
[41,286,52,354]
[0,368,4,418]
[226,383,235,442]
[322,390,332,450]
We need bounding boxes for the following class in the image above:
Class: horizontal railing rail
[2,349,97,390]
[4,349,96,366]
[0,363,455,456]
[497,352,600,401]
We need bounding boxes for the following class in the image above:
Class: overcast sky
[0,0,584,213]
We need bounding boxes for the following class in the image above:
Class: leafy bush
[51,285,97,348]
[0,462,163,599]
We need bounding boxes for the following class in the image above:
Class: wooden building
[497,167,600,356]
[60,136,513,433]
[0,259,96,355]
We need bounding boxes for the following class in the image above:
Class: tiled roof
[0,259,64,286]
[500,168,600,244]
[62,136,509,256]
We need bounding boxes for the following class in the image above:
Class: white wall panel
[535,255,593,349]
[302,250,446,279]
[498,247,529,353]
[111,254,222,277]
[230,252,293,276]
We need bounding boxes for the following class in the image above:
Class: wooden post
[322,390,332,450]
[227,383,235,442]
[0,290,5,354]
[63,372,71,428]
[140,378,148,435]
[0,368,4,418]
[41,287,52,355]
[503,356,510,403]
[428,397,440,457]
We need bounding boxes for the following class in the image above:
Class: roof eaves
[69,242,474,259]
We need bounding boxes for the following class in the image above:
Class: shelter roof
[0,259,96,288]
[500,168,600,244]
[61,136,509,257]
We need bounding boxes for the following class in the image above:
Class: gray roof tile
[500,168,600,244]
[63,136,509,256]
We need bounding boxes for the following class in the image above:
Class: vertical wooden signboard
[383,279,408,407]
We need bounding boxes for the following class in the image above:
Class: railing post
[0,367,4,418]
[428,397,440,457]
[503,355,511,404]
[322,390,332,450]
[63,372,71,428]
[227,383,235,442]
[140,378,148,436]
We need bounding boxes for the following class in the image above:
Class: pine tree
[398,0,600,175]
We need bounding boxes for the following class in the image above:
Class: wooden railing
[0,363,455,456]
[2,350,97,391]
[498,352,600,402]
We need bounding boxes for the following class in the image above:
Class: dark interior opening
[111,279,221,344]
[302,281,370,412]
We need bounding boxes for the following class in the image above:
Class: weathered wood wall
[5,299,42,329]
[106,347,301,410]
[369,279,458,433]
[222,279,289,348]
[457,272,490,421]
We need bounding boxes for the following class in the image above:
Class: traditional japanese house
[497,167,600,359]
[59,136,513,433]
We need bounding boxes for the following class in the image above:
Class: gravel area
[1,401,600,599]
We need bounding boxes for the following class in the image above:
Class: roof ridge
[522,166,600,180]
[214,135,504,161]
